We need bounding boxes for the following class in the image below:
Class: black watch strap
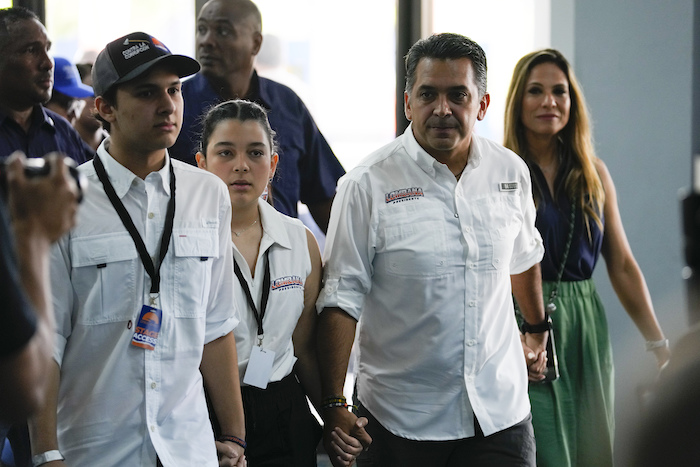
[520,312,551,334]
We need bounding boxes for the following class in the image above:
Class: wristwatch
[32,450,64,467]
[520,312,551,334]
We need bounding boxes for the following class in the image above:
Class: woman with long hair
[504,49,670,467]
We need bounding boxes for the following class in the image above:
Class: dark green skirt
[529,279,614,467]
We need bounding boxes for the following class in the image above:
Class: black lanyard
[93,156,176,295]
[233,250,270,339]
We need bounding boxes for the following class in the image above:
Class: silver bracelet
[32,450,64,467]
[645,338,669,351]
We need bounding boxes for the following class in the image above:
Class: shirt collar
[258,198,293,251]
[95,137,172,199]
[0,105,57,133]
[250,70,272,111]
[400,123,483,177]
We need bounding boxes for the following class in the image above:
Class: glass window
[429,0,551,143]
[43,0,545,168]
[45,0,195,66]
[254,0,397,172]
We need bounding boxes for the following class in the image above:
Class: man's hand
[216,440,246,467]
[323,409,372,467]
[6,151,79,242]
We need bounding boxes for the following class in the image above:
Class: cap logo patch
[122,40,151,60]
[151,37,170,53]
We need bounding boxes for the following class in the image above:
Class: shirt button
[469,301,476,307]
[150,425,155,432]
[151,382,157,389]
[454,213,459,218]
[467,339,476,346]
[148,212,155,219]
[465,227,472,233]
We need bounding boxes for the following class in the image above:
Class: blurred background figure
[0,7,92,165]
[74,63,107,151]
[44,57,93,126]
[170,0,345,235]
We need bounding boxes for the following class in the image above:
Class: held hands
[521,332,549,382]
[323,408,372,467]
[216,440,246,467]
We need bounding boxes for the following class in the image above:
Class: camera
[0,156,87,203]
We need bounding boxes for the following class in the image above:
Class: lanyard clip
[257,334,264,347]
[149,293,159,307]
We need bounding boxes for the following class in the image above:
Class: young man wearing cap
[29,32,247,467]
[44,57,94,127]
[0,7,92,165]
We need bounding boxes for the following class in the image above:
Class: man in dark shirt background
[0,7,92,165]
[169,0,344,232]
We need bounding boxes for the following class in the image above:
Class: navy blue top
[0,106,93,164]
[532,165,604,281]
[170,71,345,218]
[0,197,36,356]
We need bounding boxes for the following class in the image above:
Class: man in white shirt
[29,32,246,467]
[317,33,547,466]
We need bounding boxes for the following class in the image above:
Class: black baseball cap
[92,32,200,97]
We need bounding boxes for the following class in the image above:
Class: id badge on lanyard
[93,156,175,352]
[131,304,162,350]
[235,251,275,388]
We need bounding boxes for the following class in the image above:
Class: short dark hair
[404,33,487,97]
[0,7,40,52]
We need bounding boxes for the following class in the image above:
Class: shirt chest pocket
[474,193,522,270]
[378,206,448,279]
[71,233,138,324]
[171,228,219,318]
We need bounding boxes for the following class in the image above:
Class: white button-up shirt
[233,199,312,383]
[317,127,544,440]
[50,142,238,466]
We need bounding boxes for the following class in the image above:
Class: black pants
[209,372,321,467]
[355,402,535,467]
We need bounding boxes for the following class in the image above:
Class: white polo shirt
[51,142,239,466]
[317,126,544,440]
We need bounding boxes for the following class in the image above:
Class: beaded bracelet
[321,395,357,411]
[218,434,247,450]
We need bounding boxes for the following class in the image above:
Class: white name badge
[243,346,275,389]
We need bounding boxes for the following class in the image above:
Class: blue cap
[53,57,94,98]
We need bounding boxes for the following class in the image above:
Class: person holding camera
[0,7,93,164]
[0,151,79,454]
[503,48,670,467]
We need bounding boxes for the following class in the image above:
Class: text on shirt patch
[499,182,518,192]
[271,276,304,291]
[385,187,424,204]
